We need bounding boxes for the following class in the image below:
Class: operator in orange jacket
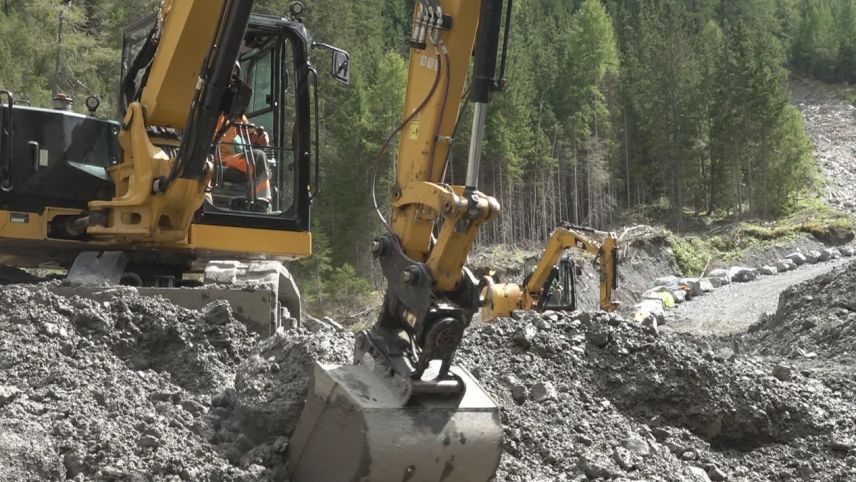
[218,118,273,212]
[216,60,273,213]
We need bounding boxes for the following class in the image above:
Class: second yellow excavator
[481,225,620,320]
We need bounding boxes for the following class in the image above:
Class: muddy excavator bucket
[288,363,502,482]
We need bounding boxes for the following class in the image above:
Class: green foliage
[291,229,378,322]
[789,0,856,83]
[670,236,713,277]
[0,0,159,115]
[669,196,855,276]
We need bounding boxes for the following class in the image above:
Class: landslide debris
[748,261,856,362]
[791,78,856,215]
[2,283,854,481]
[0,285,352,481]
[458,311,856,481]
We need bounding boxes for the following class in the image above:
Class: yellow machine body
[483,227,620,320]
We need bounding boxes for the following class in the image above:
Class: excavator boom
[288,1,510,480]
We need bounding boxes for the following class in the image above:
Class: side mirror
[313,42,351,85]
[332,50,351,85]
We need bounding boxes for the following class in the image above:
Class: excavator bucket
[288,363,502,482]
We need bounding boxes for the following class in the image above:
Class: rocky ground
[0,285,352,481]
[3,282,856,481]
[746,261,856,363]
[791,78,856,214]
[666,258,852,335]
[459,311,856,482]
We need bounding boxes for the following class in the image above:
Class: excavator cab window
[120,14,321,234]
[207,30,300,218]
[542,257,578,311]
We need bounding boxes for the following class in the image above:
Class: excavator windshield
[120,13,316,233]
[209,32,300,217]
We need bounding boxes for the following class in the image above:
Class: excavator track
[55,251,301,336]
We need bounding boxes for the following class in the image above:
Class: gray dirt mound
[0,285,353,481]
[457,311,856,481]
[205,326,354,477]
[747,262,856,362]
[3,283,855,481]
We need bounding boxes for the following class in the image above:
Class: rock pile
[748,261,856,362]
[2,283,855,481]
[0,285,352,481]
[459,310,856,481]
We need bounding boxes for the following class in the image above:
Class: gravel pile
[0,285,352,481]
[747,262,856,363]
[458,311,856,481]
[2,283,855,481]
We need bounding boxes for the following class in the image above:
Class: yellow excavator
[0,0,354,334]
[481,225,620,321]
[0,0,513,479]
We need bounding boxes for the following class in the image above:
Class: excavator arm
[288,1,509,480]
[357,0,507,390]
[483,226,620,320]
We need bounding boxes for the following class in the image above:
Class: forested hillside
[0,0,853,285]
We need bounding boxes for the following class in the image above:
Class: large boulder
[775,259,797,272]
[759,266,778,276]
[681,278,703,297]
[805,251,821,264]
[840,246,855,257]
[824,248,841,260]
[708,276,730,288]
[634,299,666,322]
[728,266,759,283]
[643,289,676,308]
[707,269,732,286]
[786,253,807,266]
[698,278,715,292]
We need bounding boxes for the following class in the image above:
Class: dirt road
[667,259,855,335]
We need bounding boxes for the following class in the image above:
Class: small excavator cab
[541,255,581,312]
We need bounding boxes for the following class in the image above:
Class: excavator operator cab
[121,13,348,235]
[541,255,582,311]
